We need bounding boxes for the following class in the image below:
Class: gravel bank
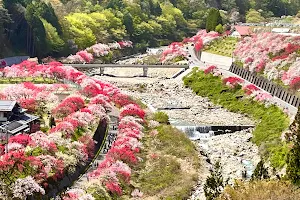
[190,128,260,200]
[96,76,254,126]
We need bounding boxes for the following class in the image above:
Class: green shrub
[40,126,49,133]
[173,55,185,62]
[204,37,237,57]
[86,184,112,200]
[287,141,300,185]
[153,111,169,124]
[215,24,224,34]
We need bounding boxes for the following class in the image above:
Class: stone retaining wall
[200,52,234,70]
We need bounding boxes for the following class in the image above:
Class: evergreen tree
[25,3,48,57]
[0,7,12,25]
[245,9,265,23]
[153,2,162,16]
[42,19,65,54]
[251,160,269,181]
[37,1,62,35]
[206,8,222,32]
[106,0,124,10]
[149,0,155,15]
[123,12,134,36]
[204,161,226,200]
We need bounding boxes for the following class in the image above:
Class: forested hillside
[1,0,300,58]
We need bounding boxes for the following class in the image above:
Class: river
[94,73,260,200]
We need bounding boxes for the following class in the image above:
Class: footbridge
[67,64,189,77]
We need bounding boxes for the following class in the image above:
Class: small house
[231,26,252,38]
[0,101,39,136]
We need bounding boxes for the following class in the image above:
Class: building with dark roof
[0,100,39,137]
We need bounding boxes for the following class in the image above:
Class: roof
[0,113,39,135]
[12,113,39,124]
[0,121,29,135]
[0,101,17,112]
[234,26,251,36]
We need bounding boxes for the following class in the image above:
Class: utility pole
[5,125,7,154]
[0,124,8,154]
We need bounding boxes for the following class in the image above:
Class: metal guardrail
[69,64,189,68]
[66,64,189,77]
[112,53,141,62]
[229,64,300,108]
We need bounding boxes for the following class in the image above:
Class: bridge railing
[229,64,300,108]
[65,64,189,77]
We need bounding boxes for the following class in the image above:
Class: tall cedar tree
[206,8,222,32]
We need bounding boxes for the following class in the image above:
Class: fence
[229,64,300,108]
[67,64,189,77]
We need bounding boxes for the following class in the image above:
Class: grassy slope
[204,37,238,57]
[183,69,290,168]
[124,124,201,200]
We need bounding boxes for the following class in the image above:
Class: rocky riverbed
[190,128,260,200]
[97,76,254,126]
[94,73,259,200]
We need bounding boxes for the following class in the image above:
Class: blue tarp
[0,56,29,67]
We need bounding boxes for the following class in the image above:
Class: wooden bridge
[66,64,189,77]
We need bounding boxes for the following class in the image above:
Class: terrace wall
[200,52,234,70]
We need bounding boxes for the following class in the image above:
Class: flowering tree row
[63,41,133,64]
[62,105,147,199]
[0,82,67,113]
[234,33,300,90]
[161,30,219,63]
[0,60,146,199]
[204,65,274,104]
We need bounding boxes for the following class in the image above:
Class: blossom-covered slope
[0,60,147,199]
[63,41,133,64]
[234,33,300,89]
[161,30,219,63]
